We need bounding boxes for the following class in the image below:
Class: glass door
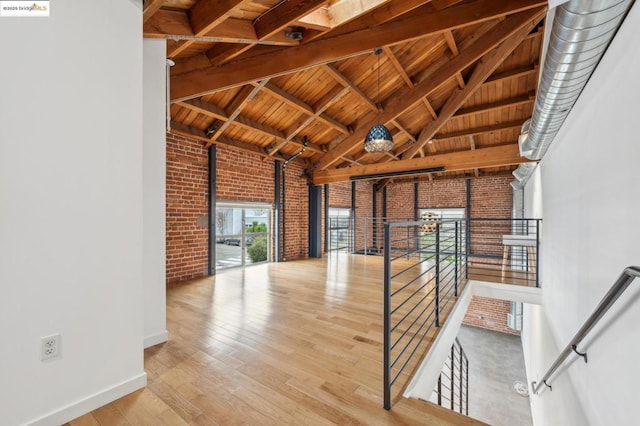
[215,203,270,270]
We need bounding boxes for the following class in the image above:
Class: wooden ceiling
[144,0,546,184]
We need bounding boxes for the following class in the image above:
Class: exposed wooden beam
[271,86,350,157]
[178,88,326,155]
[469,134,480,177]
[401,12,542,160]
[443,30,465,88]
[171,121,281,160]
[323,64,378,113]
[485,64,538,85]
[209,80,268,143]
[190,0,246,36]
[313,144,532,184]
[171,0,546,100]
[167,0,247,57]
[259,81,350,135]
[143,0,164,24]
[144,11,297,46]
[383,46,413,88]
[313,7,545,171]
[434,120,525,141]
[254,0,327,39]
[453,94,535,119]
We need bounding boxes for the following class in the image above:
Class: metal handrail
[532,266,640,394]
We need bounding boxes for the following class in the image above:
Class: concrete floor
[457,325,533,426]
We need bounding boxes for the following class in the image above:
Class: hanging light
[364,47,393,153]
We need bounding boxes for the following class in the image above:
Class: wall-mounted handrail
[532,266,640,394]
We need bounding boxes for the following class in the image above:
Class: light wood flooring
[69,254,485,425]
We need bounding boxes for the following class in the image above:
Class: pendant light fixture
[364,47,394,153]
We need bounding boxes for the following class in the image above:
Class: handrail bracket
[571,344,588,363]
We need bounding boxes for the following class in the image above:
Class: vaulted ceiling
[144,0,546,184]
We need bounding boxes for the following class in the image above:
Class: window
[215,203,271,270]
[328,207,351,252]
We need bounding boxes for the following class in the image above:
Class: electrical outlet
[41,334,61,361]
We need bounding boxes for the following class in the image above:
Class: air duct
[521,0,634,160]
[512,163,537,184]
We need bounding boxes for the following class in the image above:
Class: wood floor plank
[69,254,486,425]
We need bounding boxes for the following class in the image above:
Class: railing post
[435,222,441,327]
[437,375,442,406]
[450,345,454,410]
[454,221,459,296]
[459,345,463,413]
[535,219,540,288]
[383,222,391,410]
[465,356,469,415]
[364,217,368,255]
[464,220,469,280]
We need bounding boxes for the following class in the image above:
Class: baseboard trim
[28,373,147,426]
[144,329,169,348]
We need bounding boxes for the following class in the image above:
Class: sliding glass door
[215,203,270,270]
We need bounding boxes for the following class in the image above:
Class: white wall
[0,2,146,424]
[143,39,168,348]
[523,4,640,425]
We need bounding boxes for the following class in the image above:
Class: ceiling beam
[167,0,247,57]
[312,144,532,184]
[402,13,542,160]
[323,64,378,113]
[171,121,284,160]
[143,0,164,23]
[312,6,545,171]
[434,120,526,142]
[453,94,535,120]
[259,81,350,135]
[170,0,546,100]
[254,0,327,40]
[469,134,480,177]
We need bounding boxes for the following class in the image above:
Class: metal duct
[521,0,634,160]
[512,163,537,184]
[512,180,525,218]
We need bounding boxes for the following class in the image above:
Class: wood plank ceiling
[144,0,546,184]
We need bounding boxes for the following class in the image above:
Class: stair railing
[532,266,640,394]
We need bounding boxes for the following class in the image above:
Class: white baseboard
[144,329,169,348]
[28,373,147,426]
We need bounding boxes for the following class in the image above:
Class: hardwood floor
[69,254,484,425]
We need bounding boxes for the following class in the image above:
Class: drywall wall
[143,39,168,348]
[0,1,146,424]
[522,4,640,424]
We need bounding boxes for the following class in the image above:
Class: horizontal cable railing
[532,266,640,394]
[467,218,541,287]
[383,219,467,410]
[433,338,469,416]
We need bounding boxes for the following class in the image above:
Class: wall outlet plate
[41,334,61,361]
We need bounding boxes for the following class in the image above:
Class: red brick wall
[216,145,274,203]
[463,296,520,335]
[328,181,351,208]
[166,133,310,283]
[282,162,308,261]
[166,132,209,283]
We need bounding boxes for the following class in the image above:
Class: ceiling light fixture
[364,47,393,153]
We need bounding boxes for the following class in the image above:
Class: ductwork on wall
[518,0,634,168]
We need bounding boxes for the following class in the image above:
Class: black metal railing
[383,219,467,410]
[327,216,352,252]
[532,266,640,394]
[466,218,542,287]
[434,338,469,416]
